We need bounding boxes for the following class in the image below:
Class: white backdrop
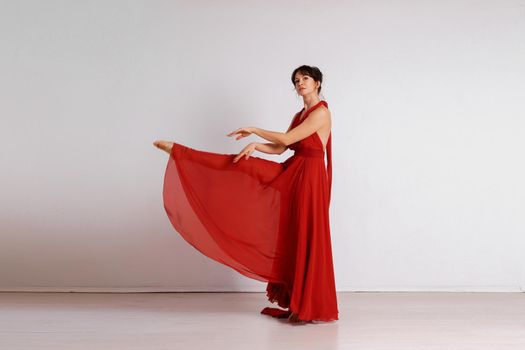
[1,0,524,292]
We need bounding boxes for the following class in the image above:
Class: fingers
[233,155,242,163]
[233,152,243,163]
[233,153,245,162]
[226,128,241,137]
[227,128,251,139]
[233,150,252,163]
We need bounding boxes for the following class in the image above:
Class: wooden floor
[0,292,524,349]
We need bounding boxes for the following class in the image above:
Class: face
[294,73,320,97]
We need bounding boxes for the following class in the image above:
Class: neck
[303,95,321,111]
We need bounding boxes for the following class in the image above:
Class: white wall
[1,0,524,292]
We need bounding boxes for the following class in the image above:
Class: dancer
[154,65,338,323]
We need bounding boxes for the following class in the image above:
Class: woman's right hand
[233,142,258,163]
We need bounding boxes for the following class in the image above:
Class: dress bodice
[286,100,333,204]
[288,100,330,153]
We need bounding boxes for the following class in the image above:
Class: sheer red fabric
[162,100,338,321]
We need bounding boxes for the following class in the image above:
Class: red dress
[162,100,338,321]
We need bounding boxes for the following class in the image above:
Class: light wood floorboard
[0,292,524,349]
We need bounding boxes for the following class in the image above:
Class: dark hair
[291,65,323,94]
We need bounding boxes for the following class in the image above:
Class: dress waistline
[293,148,324,158]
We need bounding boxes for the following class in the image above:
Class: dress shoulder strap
[320,100,332,206]
[327,132,332,206]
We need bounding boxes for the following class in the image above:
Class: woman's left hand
[233,142,257,163]
[226,127,256,140]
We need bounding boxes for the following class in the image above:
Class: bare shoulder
[311,105,331,117]
[308,105,331,126]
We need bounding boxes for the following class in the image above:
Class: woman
[153,65,338,324]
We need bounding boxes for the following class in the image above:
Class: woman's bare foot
[153,140,174,155]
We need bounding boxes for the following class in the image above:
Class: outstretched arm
[253,113,301,154]
[253,142,286,154]
[251,108,330,146]
[228,111,301,156]
[226,108,330,146]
